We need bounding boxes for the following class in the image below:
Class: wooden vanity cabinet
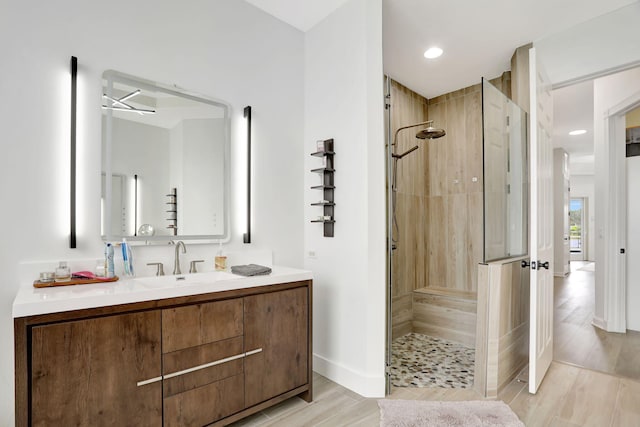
[162,299,246,426]
[244,287,309,406]
[15,280,312,427]
[29,311,162,427]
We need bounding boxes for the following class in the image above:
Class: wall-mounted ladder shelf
[166,187,177,236]
[310,138,335,237]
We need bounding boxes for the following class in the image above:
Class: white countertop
[13,266,312,318]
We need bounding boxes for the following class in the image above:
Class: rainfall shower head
[416,126,446,139]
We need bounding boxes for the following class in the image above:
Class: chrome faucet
[173,241,186,274]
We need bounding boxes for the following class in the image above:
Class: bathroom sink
[134,271,241,288]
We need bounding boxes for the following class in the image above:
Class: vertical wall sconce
[134,174,138,236]
[243,106,252,244]
[70,56,77,249]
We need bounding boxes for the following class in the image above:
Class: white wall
[553,149,570,276]
[626,156,640,331]
[0,1,304,423]
[304,0,386,397]
[535,4,640,332]
[570,174,595,261]
[536,2,640,86]
[111,118,171,236]
[180,118,225,236]
[593,67,640,330]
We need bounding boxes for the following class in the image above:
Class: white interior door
[528,47,554,394]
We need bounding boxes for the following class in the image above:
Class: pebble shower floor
[389,333,475,388]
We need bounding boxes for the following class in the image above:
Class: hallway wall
[570,175,595,261]
[626,156,640,331]
[593,66,640,331]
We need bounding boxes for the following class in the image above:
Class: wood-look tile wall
[474,259,530,398]
[390,80,428,338]
[424,84,484,294]
[390,75,511,338]
[412,287,477,347]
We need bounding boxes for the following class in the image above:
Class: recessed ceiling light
[423,47,443,59]
[569,129,587,136]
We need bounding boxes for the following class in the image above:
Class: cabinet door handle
[163,348,263,380]
[245,348,263,357]
[137,376,163,387]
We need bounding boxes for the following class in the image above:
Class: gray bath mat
[378,399,525,427]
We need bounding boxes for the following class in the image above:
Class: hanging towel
[230,264,272,277]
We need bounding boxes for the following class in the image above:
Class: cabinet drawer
[163,336,244,397]
[163,374,244,427]
[162,299,243,353]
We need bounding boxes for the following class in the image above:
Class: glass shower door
[482,78,528,262]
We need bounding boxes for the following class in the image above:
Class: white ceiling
[382,0,637,99]
[243,0,350,32]
[552,81,595,175]
[244,0,639,174]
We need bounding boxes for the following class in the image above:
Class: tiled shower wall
[390,74,511,339]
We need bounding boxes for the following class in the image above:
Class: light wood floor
[231,363,640,426]
[554,261,640,381]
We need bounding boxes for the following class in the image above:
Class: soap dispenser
[214,241,227,271]
[55,261,71,282]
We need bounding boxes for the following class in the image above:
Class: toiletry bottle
[55,261,71,282]
[122,238,135,276]
[127,243,135,276]
[106,243,115,278]
[215,241,227,271]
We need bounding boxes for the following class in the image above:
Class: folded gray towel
[230,264,272,277]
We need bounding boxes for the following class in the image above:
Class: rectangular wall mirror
[101,70,230,242]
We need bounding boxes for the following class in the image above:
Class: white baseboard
[592,316,607,330]
[313,353,385,398]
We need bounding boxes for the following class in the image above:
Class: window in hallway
[569,197,586,261]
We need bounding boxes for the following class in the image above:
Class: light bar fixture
[70,56,77,249]
[243,106,252,244]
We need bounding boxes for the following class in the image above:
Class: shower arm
[390,120,433,193]
[391,120,433,153]
[392,145,419,159]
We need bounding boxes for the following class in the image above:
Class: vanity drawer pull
[163,348,263,380]
[245,348,262,357]
[136,376,163,387]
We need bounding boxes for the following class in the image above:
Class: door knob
[521,260,530,268]
[538,261,550,270]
